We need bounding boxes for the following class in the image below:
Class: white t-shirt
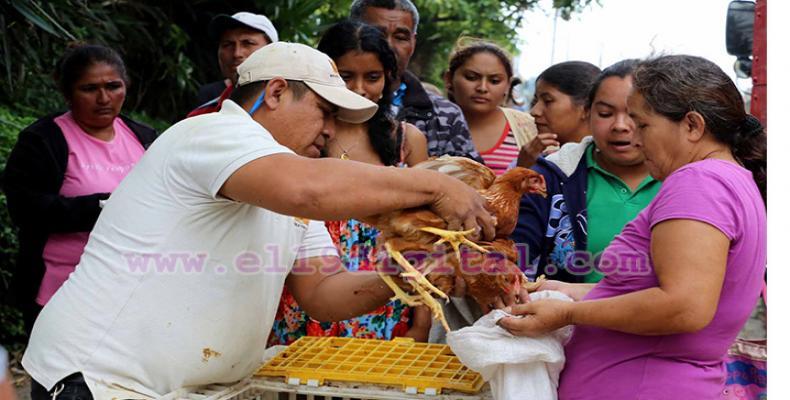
[22,100,337,398]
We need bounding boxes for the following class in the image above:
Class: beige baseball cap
[236,42,378,124]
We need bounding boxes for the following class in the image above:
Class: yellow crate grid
[255,337,484,395]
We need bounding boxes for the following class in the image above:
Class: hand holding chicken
[365,156,548,330]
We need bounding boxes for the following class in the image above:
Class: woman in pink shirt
[499,55,766,398]
[3,44,157,333]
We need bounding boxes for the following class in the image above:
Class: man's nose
[323,115,337,140]
[233,44,245,59]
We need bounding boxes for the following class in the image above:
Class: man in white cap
[190,11,279,117]
[22,42,495,399]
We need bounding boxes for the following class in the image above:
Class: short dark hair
[350,0,420,33]
[534,61,601,106]
[229,80,310,106]
[53,44,129,99]
[633,55,766,202]
[586,59,639,109]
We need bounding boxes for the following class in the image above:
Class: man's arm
[286,255,394,322]
[220,153,495,236]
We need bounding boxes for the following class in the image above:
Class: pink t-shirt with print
[36,112,145,305]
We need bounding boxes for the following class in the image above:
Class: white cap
[236,42,378,124]
[209,12,279,43]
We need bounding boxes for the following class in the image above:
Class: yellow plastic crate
[255,337,485,395]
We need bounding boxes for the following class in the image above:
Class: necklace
[336,138,360,160]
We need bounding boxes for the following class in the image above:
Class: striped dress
[480,121,520,175]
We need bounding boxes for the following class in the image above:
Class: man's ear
[684,111,707,142]
[263,78,290,110]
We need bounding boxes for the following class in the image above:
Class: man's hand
[516,133,560,168]
[430,176,496,241]
[497,299,574,337]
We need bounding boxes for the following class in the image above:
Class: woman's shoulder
[665,159,753,192]
[649,159,763,239]
[403,122,425,142]
[21,112,67,136]
[402,122,428,166]
[118,114,158,142]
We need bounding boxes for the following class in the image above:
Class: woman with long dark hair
[269,20,430,345]
[319,20,427,166]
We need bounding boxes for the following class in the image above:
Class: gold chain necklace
[336,137,361,160]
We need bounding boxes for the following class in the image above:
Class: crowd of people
[0,0,766,399]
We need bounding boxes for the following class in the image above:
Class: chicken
[415,238,544,309]
[483,168,547,238]
[412,155,496,190]
[367,157,547,330]
[365,162,546,257]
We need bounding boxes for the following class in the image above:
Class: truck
[726,0,766,128]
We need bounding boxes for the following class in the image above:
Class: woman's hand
[516,133,561,168]
[534,279,594,301]
[497,299,574,337]
[479,286,531,314]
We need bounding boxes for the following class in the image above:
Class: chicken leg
[419,227,489,259]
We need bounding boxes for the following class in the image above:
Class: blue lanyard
[391,83,407,107]
[248,90,266,116]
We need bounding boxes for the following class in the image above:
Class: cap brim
[304,82,378,124]
[209,15,249,41]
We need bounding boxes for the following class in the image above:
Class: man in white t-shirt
[22,42,495,399]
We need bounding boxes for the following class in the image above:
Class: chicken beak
[531,175,548,198]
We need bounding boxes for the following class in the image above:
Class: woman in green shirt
[513,59,660,283]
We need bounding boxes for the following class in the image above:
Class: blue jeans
[31,373,92,400]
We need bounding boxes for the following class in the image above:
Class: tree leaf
[9,0,61,38]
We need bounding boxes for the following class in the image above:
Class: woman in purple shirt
[500,55,766,399]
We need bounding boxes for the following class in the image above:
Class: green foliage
[410,0,594,85]
[0,105,34,345]
[0,304,25,344]
[0,0,593,119]
[0,0,197,121]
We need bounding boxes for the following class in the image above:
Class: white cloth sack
[446,290,574,400]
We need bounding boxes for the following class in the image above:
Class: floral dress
[268,219,411,346]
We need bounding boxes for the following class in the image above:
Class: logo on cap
[328,59,340,78]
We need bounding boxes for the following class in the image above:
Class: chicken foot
[380,241,451,331]
[419,227,489,260]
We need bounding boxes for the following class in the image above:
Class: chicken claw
[381,241,451,331]
[378,274,424,306]
[419,227,490,259]
[384,242,448,300]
